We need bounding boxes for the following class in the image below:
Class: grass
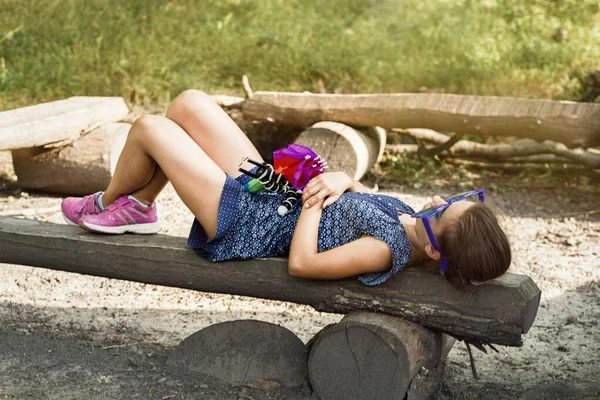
[1,0,598,189]
[1,0,599,111]
[0,171,18,191]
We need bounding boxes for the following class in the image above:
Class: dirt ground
[1,149,599,400]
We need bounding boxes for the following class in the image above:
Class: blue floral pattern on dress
[188,173,415,286]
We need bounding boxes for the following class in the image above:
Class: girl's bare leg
[101,90,262,237]
[126,167,168,206]
[165,90,263,178]
[102,115,225,239]
[109,90,262,206]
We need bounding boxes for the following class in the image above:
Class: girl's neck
[399,213,426,265]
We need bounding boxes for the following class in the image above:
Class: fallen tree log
[443,158,583,172]
[241,92,600,148]
[294,121,382,180]
[385,145,575,164]
[308,312,453,400]
[0,216,541,347]
[210,95,245,109]
[394,128,600,168]
[0,97,130,151]
[11,123,130,195]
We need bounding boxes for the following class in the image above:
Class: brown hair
[437,203,511,288]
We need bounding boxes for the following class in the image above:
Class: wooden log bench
[0,216,541,399]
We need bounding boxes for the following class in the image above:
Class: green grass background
[1,0,599,111]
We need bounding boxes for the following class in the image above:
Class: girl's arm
[348,178,368,193]
[288,199,392,280]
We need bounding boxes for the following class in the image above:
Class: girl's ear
[424,244,441,261]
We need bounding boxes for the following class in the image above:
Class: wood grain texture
[242,92,600,148]
[0,97,129,150]
[0,217,541,347]
[294,121,380,180]
[308,312,451,400]
[406,333,455,400]
[167,320,308,389]
[12,123,130,195]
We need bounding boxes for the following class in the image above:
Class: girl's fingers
[323,194,341,208]
[303,182,334,203]
[302,183,322,203]
[304,176,322,193]
[305,188,332,208]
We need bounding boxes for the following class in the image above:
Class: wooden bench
[0,216,541,399]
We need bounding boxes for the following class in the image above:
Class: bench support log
[0,217,541,347]
[167,320,308,390]
[308,312,454,400]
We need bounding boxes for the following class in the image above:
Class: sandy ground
[1,149,600,400]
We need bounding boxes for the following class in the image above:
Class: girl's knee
[167,89,214,120]
[130,115,169,140]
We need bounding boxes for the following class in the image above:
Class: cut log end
[308,312,453,400]
[309,324,410,399]
[167,320,308,389]
[294,121,381,180]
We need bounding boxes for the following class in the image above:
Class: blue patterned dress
[188,173,414,286]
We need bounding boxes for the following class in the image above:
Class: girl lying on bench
[61,90,511,288]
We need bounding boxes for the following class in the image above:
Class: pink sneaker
[61,192,103,226]
[78,195,161,234]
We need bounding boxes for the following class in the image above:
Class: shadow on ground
[1,276,599,400]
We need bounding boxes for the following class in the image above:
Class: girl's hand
[302,171,352,209]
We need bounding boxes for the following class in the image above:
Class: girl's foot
[61,192,103,226]
[78,195,161,234]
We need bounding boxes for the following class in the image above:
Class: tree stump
[166,320,308,390]
[294,121,382,180]
[308,312,453,400]
[12,122,130,195]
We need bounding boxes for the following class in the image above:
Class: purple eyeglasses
[411,190,485,285]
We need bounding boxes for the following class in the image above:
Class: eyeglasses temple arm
[422,218,448,274]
